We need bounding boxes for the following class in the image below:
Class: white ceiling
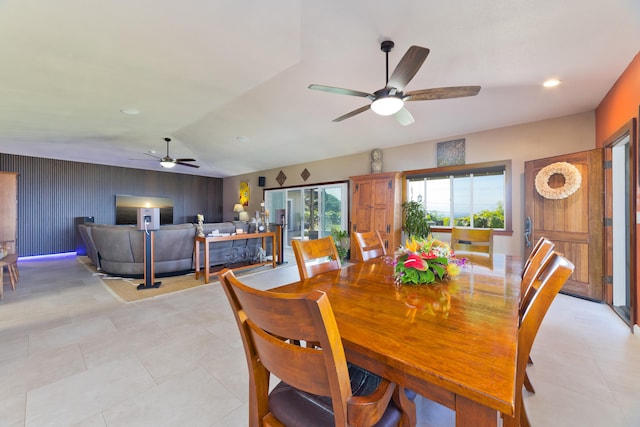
[0,0,638,177]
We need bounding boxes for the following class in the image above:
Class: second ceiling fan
[146,137,199,169]
[309,40,481,126]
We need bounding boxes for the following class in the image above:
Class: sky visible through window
[409,174,504,218]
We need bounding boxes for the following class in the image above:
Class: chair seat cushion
[269,364,406,427]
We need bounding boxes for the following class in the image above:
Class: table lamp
[233,203,245,220]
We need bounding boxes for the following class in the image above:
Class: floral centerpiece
[394,236,465,285]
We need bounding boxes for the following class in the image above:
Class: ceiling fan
[308,40,481,126]
[145,137,199,169]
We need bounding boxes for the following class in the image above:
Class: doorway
[264,182,349,248]
[604,119,637,328]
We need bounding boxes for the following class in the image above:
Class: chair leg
[8,263,17,290]
[520,400,531,427]
[393,386,416,427]
[524,371,535,394]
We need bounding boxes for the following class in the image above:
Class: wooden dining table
[272,253,521,427]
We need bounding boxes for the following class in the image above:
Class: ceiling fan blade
[176,162,200,168]
[175,158,196,162]
[387,46,430,90]
[309,84,374,99]
[404,86,481,101]
[144,152,162,160]
[332,104,371,122]
[393,107,415,126]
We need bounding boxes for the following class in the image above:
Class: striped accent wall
[1,153,223,257]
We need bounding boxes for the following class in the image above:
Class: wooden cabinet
[0,172,18,254]
[350,172,403,261]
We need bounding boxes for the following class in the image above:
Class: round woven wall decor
[534,162,582,200]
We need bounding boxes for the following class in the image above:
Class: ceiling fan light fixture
[543,78,561,88]
[160,159,176,168]
[371,96,404,116]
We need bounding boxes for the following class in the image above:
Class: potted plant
[402,201,431,240]
[331,228,350,262]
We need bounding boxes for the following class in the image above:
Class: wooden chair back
[292,235,341,280]
[353,230,386,261]
[522,237,553,278]
[514,252,574,426]
[520,237,555,303]
[518,237,556,394]
[219,268,397,427]
[450,227,494,255]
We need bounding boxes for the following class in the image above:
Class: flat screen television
[115,195,173,225]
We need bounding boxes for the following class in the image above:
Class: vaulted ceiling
[0,1,638,177]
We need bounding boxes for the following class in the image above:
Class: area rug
[77,256,294,303]
[96,271,211,303]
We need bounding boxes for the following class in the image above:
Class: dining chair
[520,238,556,306]
[353,230,386,261]
[511,252,574,427]
[521,237,554,280]
[219,268,416,427]
[292,235,341,280]
[519,238,558,319]
[0,254,18,300]
[0,241,19,300]
[519,237,555,393]
[450,227,493,256]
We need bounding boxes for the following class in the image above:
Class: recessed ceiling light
[543,79,561,88]
[120,108,141,115]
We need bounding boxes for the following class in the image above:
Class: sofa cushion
[92,225,137,263]
[77,223,99,268]
[154,224,195,262]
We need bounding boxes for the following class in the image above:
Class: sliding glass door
[265,182,349,248]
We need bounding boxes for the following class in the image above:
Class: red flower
[420,251,437,259]
[404,254,428,271]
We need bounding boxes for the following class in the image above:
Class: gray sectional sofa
[78,221,272,277]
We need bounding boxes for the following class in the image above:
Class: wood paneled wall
[0,153,223,257]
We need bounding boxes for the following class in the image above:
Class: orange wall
[595,51,640,146]
[595,50,640,329]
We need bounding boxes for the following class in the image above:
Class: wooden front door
[524,149,604,301]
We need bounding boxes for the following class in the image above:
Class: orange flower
[405,237,419,253]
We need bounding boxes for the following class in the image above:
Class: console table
[194,232,278,283]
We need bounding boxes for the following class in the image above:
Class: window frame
[403,160,513,235]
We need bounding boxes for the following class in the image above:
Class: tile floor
[1,253,639,427]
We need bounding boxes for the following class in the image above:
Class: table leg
[455,395,499,427]
[194,240,201,280]
[271,234,277,268]
[204,240,210,283]
[0,263,4,300]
